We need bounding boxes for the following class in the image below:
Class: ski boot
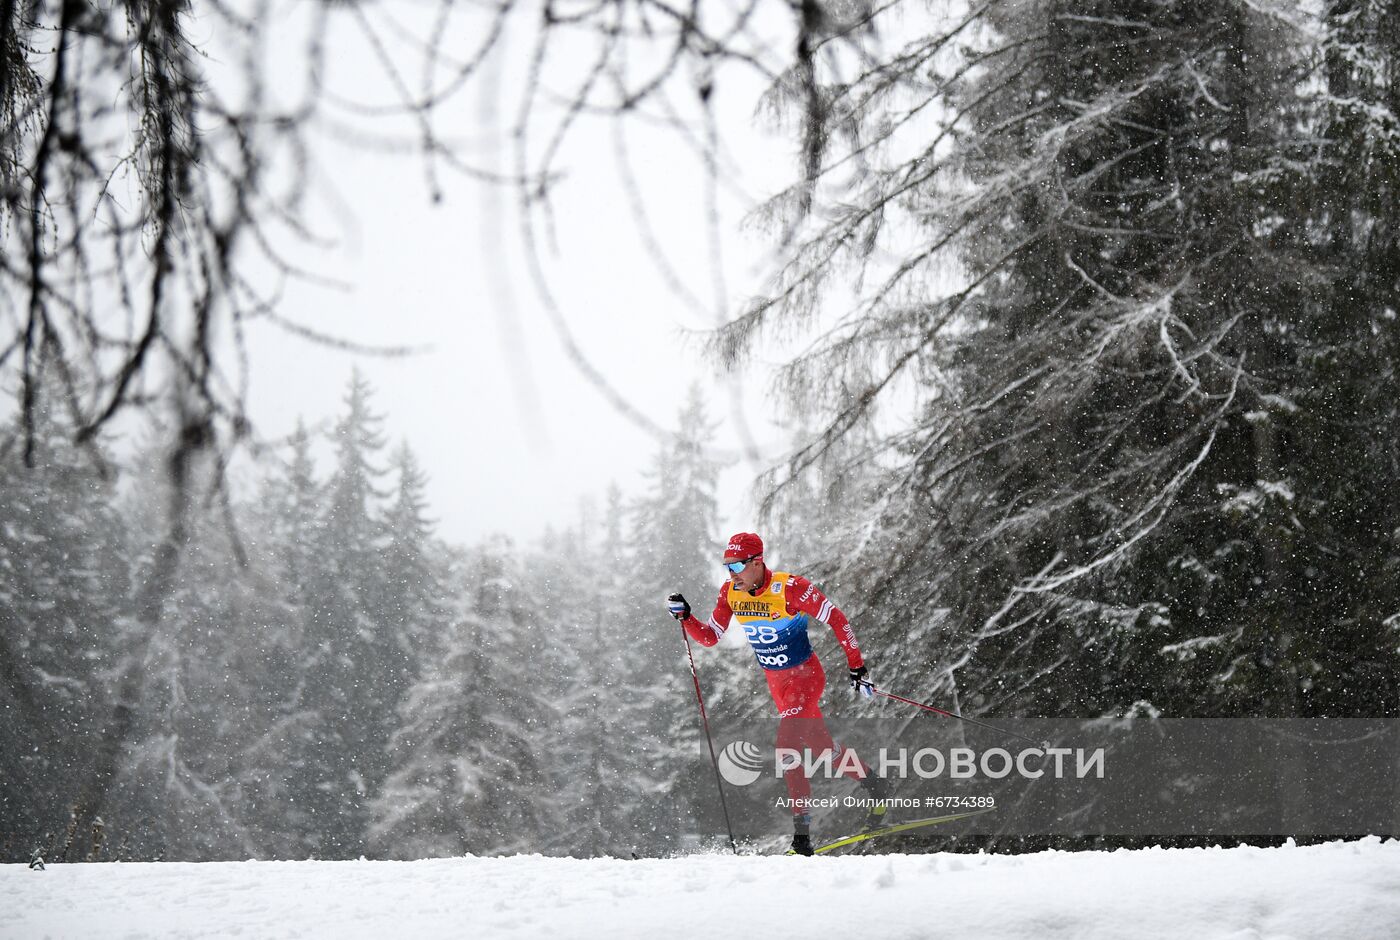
[789,813,815,856]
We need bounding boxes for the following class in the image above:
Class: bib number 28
[744,623,780,645]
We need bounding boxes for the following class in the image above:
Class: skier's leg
[775,717,816,855]
[769,662,824,845]
[771,668,816,811]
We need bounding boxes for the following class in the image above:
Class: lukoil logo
[717,740,764,786]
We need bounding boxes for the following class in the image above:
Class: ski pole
[859,681,1051,749]
[680,624,739,855]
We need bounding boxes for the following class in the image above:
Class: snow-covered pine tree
[260,421,325,604]
[369,546,556,857]
[733,0,1398,734]
[236,421,335,858]
[528,493,677,857]
[376,442,446,740]
[0,402,125,861]
[380,445,442,631]
[107,441,293,861]
[294,370,397,856]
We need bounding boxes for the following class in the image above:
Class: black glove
[666,592,691,621]
[849,665,873,697]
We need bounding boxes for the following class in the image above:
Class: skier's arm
[676,585,734,647]
[786,576,863,670]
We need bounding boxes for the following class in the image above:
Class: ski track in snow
[4,838,1400,939]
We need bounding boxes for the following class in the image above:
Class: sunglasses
[723,556,759,573]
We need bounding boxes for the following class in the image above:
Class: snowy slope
[5,838,1399,939]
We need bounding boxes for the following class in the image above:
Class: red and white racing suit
[679,566,870,812]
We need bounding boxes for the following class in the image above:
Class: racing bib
[727,571,813,671]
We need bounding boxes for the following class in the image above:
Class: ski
[787,806,997,856]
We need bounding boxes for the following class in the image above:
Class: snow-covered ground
[5,838,1399,939]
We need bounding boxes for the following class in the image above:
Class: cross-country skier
[666,531,891,856]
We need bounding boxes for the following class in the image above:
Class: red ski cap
[723,532,764,560]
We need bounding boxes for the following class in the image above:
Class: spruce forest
[3,0,1398,859]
